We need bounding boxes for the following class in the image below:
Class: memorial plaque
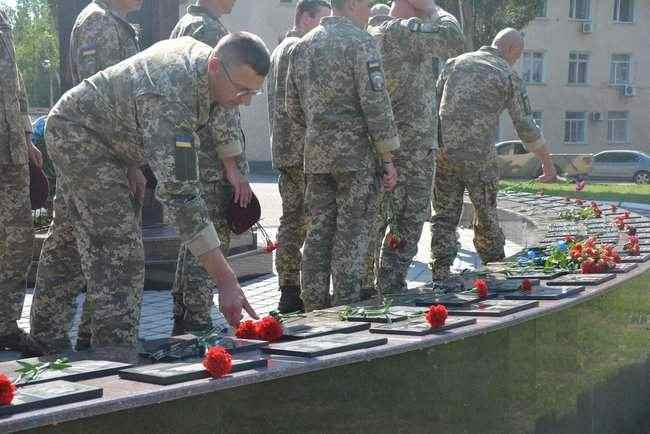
[546,274,616,286]
[0,380,102,416]
[610,263,639,274]
[504,270,568,280]
[7,359,132,386]
[282,321,370,340]
[369,317,477,336]
[261,333,388,357]
[118,358,268,385]
[140,335,267,360]
[619,253,650,263]
[446,300,539,317]
[414,290,483,307]
[344,306,427,323]
[503,286,585,300]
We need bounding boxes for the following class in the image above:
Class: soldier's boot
[359,287,377,301]
[0,326,46,357]
[429,266,464,293]
[278,286,305,314]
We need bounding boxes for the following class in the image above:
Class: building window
[535,0,548,17]
[532,111,543,132]
[607,111,630,143]
[569,0,591,19]
[610,54,631,85]
[564,111,587,143]
[568,52,589,84]
[613,0,634,22]
[522,51,544,84]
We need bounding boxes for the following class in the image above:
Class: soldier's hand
[127,166,147,204]
[225,166,252,208]
[218,283,258,327]
[28,144,43,168]
[381,161,398,192]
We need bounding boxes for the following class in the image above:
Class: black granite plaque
[261,334,388,357]
[369,317,477,336]
[344,306,427,323]
[118,358,267,385]
[619,253,650,263]
[446,300,539,317]
[140,335,267,360]
[0,380,102,416]
[503,286,585,300]
[282,321,370,339]
[7,359,132,386]
[610,263,639,274]
[505,270,568,280]
[546,274,616,286]
[414,290,483,307]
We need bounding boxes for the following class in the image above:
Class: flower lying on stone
[624,235,641,256]
[520,278,533,292]
[235,316,284,342]
[0,373,16,406]
[203,346,232,378]
[473,279,489,299]
[425,305,448,328]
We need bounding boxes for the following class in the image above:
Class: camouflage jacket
[368,13,464,155]
[70,0,140,85]
[170,4,229,44]
[170,3,248,180]
[0,10,29,166]
[286,16,399,174]
[50,38,242,243]
[267,29,302,169]
[437,46,543,161]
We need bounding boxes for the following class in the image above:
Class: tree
[1,0,60,108]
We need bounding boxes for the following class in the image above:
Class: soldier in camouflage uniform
[267,0,331,313]
[363,0,464,297]
[0,9,44,354]
[30,34,267,357]
[64,0,144,351]
[431,28,557,280]
[286,0,400,312]
[170,0,253,334]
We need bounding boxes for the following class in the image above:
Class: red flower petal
[235,320,258,339]
[425,305,448,328]
[474,279,489,298]
[520,279,533,292]
[255,316,284,342]
[0,373,15,406]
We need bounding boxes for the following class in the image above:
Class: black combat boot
[278,286,304,314]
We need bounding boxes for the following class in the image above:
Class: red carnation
[425,305,448,328]
[203,346,232,378]
[255,316,284,342]
[264,241,277,253]
[235,320,258,339]
[520,278,533,292]
[0,373,16,406]
[474,279,489,298]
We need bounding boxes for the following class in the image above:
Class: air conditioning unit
[590,112,602,121]
[623,85,636,97]
[581,22,593,33]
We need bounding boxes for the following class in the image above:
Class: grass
[499,179,650,204]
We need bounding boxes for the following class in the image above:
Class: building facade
[499,0,650,156]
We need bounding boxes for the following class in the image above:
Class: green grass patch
[499,180,650,204]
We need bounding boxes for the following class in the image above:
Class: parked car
[495,140,592,179]
[589,150,650,184]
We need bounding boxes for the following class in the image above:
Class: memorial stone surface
[0,381,102,416]
[262,334,388,357]
[370,317,477,336]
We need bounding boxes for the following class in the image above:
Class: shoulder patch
[80,43,97,57]
[367,59,385,92]
[402,17,438,33]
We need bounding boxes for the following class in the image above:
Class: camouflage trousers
[171,125,248,332]
[363,150,434,295]
[276,166,308,288]
[30,115,144,353]
[171,179,233,332]
[301,170,377,311]
[430,151,505,276]
[0,163,33,331]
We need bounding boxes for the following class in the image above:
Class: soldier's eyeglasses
[222,62,263,98]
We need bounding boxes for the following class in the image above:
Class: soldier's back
[170,5,228,47]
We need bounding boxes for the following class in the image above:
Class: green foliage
[2,0,60,108]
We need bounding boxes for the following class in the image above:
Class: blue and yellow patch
[80,43,97,57]
[175,135,194,149]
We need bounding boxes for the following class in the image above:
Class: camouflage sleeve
[507,73,544,151]
[17,71,32,134]
[192,22,228,47]
[0,17,27,163]
[138,95,213,245]
[285,45,305,128]
[73,12,123,81]
[401,15,465,60]
[354,39,399,154]
[206,107,242,159]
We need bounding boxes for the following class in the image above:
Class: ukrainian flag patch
[175,135,194,149]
